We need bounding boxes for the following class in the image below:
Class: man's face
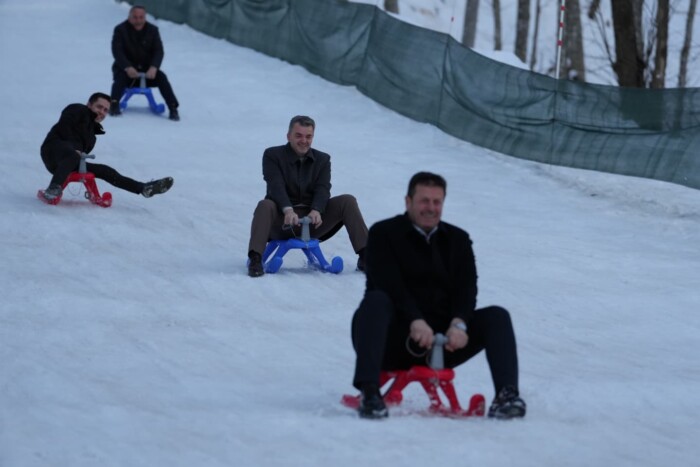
[405,184,445,232]
[128,8,147,31]
[88,98,110,123]
[287,123,314,157]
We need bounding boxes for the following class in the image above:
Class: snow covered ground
[1,1,699,466]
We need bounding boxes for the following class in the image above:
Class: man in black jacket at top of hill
[39,92,174,202]
[110,5,180,121]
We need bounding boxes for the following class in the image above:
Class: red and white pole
[555,0,566,79]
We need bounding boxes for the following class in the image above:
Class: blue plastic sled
[261,238,343,274]
[119,73,166,115]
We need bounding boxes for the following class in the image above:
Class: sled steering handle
[429,333,449,370]
[79,153,96,174]
[137,72,147,88]
[282,216,313,241]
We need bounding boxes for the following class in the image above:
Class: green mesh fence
[124,0,700,190]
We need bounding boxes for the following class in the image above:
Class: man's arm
[309,154,331,214]
[450,232,478,324]
[366,221,423,323]
[149,26,165,69]
[262,148,293,212]
[111,24,133,71]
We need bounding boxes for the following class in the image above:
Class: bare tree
[651,0,669,88]
[493,0,502,50]
[529,0,541,70]
[611,0,645,87]
[384,0,398,14]
[678,0,697,87]
[514,0,530,62]
[462,0,480,48]
[562,0,586,81]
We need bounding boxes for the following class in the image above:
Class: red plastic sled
[341,366,486,417]
[38,172,112,208]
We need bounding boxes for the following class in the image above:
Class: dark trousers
[248,194,369,256]
[41,142,143,194]
[352,290,520,393]
[111,69,179,109]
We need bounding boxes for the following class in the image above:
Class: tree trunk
[384,0,398,14]
[529,0,541,70]
[462,0,480,48]
[611,0,645,87]
[563,0,585,81]
[493,0,502,50]
[678,0,697,87]
[651,0,669,88]
[514,0,530,62]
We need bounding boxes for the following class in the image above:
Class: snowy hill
[1,1,699,466]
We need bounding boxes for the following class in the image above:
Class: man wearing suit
[247,115,369,277]
[351,171,526,420]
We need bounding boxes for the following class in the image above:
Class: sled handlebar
[429,333,448,369]
[79,152,96,174]
[282,216,313,241]
[137,72,147,88]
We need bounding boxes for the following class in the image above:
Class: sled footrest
[262,238,343,274]
[341,366,486,416]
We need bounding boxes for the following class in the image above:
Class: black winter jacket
[111,20,164,72]
[262,143,332,214]
[41,104,104,154]
[364,214,478,331]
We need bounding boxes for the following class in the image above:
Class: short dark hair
[288,115,315,132]
[407,171,447,198]
[130,5,146,13]
[88,92,111,104]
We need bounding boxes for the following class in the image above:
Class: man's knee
[352,290,393,336]
[332,194,358,209]
[253,199,277,217]
[356,290,393,317]
[478,305,513,328]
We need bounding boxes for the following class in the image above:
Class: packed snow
[1,1,699,466]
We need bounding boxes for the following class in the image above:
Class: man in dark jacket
[39,92,173,202]
[351,171,526,420]
[110,5,180,121]
[247,115,369,277]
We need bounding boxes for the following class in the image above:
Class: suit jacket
[262,143,332,214]
[41,104,105,155]
[111,20,164,72]
[365,214,478,331]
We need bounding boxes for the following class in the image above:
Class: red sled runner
[341,334,486,418]
[38,154,112,208]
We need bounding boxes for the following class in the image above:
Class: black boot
[356,248,366,272]
[357,383,388,419]
[168,107,180,121]
[109,100,122,116]
[142,177,174,198]
[248,251,264,277]
[488,385,526,419]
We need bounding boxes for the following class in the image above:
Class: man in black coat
[351,171,526,419]
[110,5,180,121]
[247,115,369,277]
[39,92,173,202]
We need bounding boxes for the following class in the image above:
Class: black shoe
[142,177,174,198]
[357,384,388,419]
[488,385,526,419]
[42,184,62,201]
[248,252,264,277]
[356,248,366,272]
[168,108,180,121]
[109,100,121,116]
